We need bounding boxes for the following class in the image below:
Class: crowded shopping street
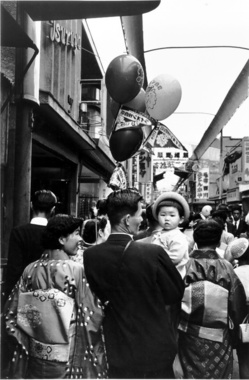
[1,1,249,378]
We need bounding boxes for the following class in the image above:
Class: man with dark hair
[232,204,247,237]
[5,190,57,298]
[84,188,184,379]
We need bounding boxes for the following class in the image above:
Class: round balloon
[145,74,182,120]
[105,54,144,104]
[109,127,143,162]
[124,88,146,112]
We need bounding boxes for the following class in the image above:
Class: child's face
[157,206,184,231]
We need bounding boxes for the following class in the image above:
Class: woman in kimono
[178,219,247,379]
[4,214,107,379]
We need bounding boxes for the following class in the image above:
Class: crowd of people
[2,189,249,379]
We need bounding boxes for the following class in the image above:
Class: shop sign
[139,151,152,181]
[49,20,81,52]
[242,137,249,181]
[145,183,153,204]
[230,156,242,188]
[196,168,209,199]
[227,188,240,202]
[132,155,138,187]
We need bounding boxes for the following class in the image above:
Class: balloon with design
[105,54,144,104]
[145,73,182,120]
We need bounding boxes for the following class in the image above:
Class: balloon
[145,74,182,120]
[109,127,144,162]
[105,54,144,104]
[124,88,146,112]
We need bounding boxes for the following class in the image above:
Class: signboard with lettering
[195,168,209,199]
[138,151,153,202]
[242,137,249,182]
[50,20,81,53]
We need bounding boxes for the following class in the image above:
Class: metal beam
[174,59,249,190]
[22,1,161,21]
[191,59,249,162]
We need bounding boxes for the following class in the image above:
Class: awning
[39,92,115,180]
[22,1,160,21]
[1,5,36,48]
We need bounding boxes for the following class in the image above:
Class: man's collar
[30,217,48,226]
[110,232,133,238]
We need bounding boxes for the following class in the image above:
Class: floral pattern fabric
[4,251,108,379]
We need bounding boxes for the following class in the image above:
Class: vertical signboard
[196,168,209,199]
[242,137,249,182]
[138,151,153,202]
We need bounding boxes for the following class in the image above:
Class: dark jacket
[233,219,247,237]
[226,221,236,235]
[5,223,46,298]
[84,233,184,371]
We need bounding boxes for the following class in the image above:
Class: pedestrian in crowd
[181,212,195,248]
[4,214,107,379]
[96,198,108,218]
[71,217,111,264]
[134,202,161,241]
[89,200,98,219]
[84,188,184,379]
[239,211,249,240]
[5,189,57,299]
[151,191,190,278]
[232,204,247,237]
[233,239,249,379]
[178,219,247,379]
[211,210,235,257]
[217,204,236,234]
[200,204,212,220]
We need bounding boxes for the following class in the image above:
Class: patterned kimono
[3,251,108,379]
[178,249,247,379]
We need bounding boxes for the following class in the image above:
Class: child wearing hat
[152,192,190,278]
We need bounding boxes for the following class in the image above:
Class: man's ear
[58,236,66,246]
[180,216,185,224]
[30,202,33,211]
[124,214,130,226]
[50,206,56,217]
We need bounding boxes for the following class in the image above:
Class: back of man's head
[32,190,57,216]
[194,219,223,248]
[107,188,143,226]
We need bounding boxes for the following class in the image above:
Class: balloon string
[120,17,130,55]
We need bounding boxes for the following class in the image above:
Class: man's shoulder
[132,240,165,254]
[11,223,45,234]
[13,222,45,230]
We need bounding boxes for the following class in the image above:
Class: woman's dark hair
[193,219,223,248]
[83,217,108,244]
[107,188,143,226]
[211,210,226,230]
[42,214,83,250]
[212,210,227,223]
[96,199,108,217]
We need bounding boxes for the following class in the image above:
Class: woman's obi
[17,288,75,362]
[178,280,230,342]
